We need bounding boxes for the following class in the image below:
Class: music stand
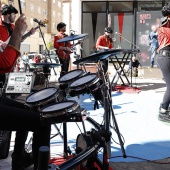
[115,33,140,87]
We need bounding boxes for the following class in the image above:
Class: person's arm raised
[0,14,28,73]
[8,14,28,51]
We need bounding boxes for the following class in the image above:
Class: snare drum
[58,69,84,90]
[26,87,59,110]
[40,100,81,124]
[69,74,101,97]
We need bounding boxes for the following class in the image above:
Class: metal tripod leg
[50,124,64,140]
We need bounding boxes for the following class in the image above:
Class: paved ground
[1,69,170,170]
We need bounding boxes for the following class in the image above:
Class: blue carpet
[50,90,170,162]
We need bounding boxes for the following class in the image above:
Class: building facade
[69,0,169,66]
[12,0,63,53]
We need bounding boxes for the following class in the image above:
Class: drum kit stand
[24,30,134,169]
[37,49,130,169]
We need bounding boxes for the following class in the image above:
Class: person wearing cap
[0,4,36,72]
[0,4,18,48]
[54,22,72,77]
[156,2,170,122]
[96,27,114,50]
[0,4,18,88]
[96,27,114,73]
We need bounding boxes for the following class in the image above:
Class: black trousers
[59,56,70,77]
[0,97,51,168]
[156,53,170,110]
[0,74,6,88]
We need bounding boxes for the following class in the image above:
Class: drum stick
[18,0,22,15]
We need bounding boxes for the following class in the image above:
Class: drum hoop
[40,100,79,114]
[76,133,92,166]
[59,69,83,83]
[41,110,66,118]
[70,75,99,89]
[26,87,59,104]
[36,94,58,109]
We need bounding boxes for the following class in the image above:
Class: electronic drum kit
[24,33,140,169]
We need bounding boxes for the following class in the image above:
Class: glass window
[53,23,57,29]
[43,9,47,16]
[83,2,106,12]
[21,0,26,9]
[30,4,34,12]
[58,13,61,20]
[82,13,106,57]
[30,18,34,26]
[39,45,44,53]
[58,1,62,8]
[109,2,133,12]
[138,1,162,11]
[38,7,41,14]
[53,11,56,17]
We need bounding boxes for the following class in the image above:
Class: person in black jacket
[128,56,142,77]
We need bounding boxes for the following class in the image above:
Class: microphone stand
[116,33,140,87]
[37,23,57,77]
[70,31,81,70]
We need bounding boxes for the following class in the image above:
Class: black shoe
[158,112,170,123]
[12,151,33,170]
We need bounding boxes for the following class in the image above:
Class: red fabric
[0,45,20,73]
[0,19,15,41]
[96,35,113,50]
[50,156,114,170]
[113,85,141,94]
[54,32,72,59]
[50,155,73,165]
[157,19,170,51]
[0,20,19,73]
[34,55,41,63]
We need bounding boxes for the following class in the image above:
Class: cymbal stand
[97,61,126,159]
[37,22,57,76]
[71,42,81,70]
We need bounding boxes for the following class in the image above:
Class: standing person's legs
[151,47,156,67]
[24,63,30,72]
[65,56,70,73]
[59,57,65,76]
[156,55,170,115]
[59,56,70,76]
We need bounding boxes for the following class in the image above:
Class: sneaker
[12,151,33,170]
[159,107,168,114]
[158,111,170,123]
